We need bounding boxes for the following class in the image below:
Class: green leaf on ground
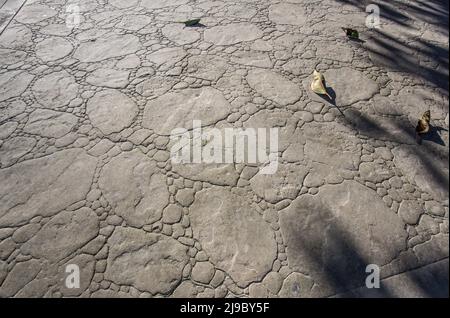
[182,19,201,27]
[342,27,359,39]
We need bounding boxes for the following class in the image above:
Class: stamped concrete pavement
[0,0,448,298]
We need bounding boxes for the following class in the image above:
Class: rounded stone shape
[87,89,138,135]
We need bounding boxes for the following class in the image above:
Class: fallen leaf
[180,19,201,27]
[342,27,359,39]
[311,70,332,99]
[416,110,431,134]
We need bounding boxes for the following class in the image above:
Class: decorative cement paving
[0,0,448,298]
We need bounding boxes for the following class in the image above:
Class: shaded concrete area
[334,258,449,298]
[336,0,449,91]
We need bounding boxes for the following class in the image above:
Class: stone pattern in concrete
[0,0,448,298]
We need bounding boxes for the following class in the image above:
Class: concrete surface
[0,0,448,298]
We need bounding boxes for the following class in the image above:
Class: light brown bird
[311,70,332,99]
[416,110,431,135]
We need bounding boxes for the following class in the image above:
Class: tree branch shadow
[342,108,449,194]
[334,0,449,92]
[285,200,418,298]
[284,172,448,298]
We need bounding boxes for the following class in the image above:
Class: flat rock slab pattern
[0,0,448,298]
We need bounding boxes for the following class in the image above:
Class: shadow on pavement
[289,192,448,298]
[334,0,449,92]
[421,125,447,146]
[343,108,449,196]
